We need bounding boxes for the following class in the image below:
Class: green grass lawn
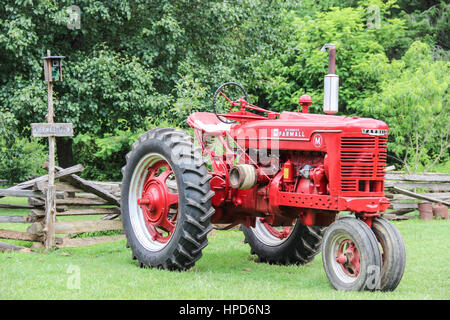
[0,196,449,300]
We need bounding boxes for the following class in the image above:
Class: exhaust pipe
[321,43,339,115]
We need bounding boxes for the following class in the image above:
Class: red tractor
[120,44,405,291]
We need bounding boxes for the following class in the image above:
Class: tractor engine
[213,120,390,229]
[230,150,335,227]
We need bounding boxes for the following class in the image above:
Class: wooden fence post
[31,50,70,251]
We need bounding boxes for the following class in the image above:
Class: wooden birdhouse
[43,54,65,82]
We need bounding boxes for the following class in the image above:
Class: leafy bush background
[0,0,448,182]
[0,111,46,184]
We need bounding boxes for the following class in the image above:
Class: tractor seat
[187,112,232,136]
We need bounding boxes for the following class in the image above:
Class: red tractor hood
[231,111,388,140]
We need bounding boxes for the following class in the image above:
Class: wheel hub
[263,222,292,240]
[336,240,360,277]
[139,181,167,224]
[137,160,179,243]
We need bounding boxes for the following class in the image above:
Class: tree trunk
[56,137,74,168]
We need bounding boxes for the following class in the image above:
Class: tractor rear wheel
[121,128,214,270]
[322,217,382,291]
[242,218,324,265]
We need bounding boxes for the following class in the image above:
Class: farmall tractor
[121,44,406,291]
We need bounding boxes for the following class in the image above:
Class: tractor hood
[232,111,389,140]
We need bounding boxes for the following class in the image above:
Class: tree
[251,6,399,114]
[0,0,298,168]
[361,41,449,173]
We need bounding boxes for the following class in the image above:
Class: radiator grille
[340,136,387,193]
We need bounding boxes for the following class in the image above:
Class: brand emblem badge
[362,129,387,136]
[313,134,323,148]
[273,128,305,138]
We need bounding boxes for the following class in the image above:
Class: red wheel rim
[262,222,292,240]
[335,239,361,277]
[137,160,178,243]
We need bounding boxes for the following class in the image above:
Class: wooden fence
[384,170,450,220]
[0,164,123,252]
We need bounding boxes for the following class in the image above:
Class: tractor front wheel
[322,217,382,291]
[372,217,406,291]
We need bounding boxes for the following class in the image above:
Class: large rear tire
[121,128,215,270]
[242,218,324,265]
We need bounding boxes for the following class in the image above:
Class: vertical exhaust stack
[321,43,339,115]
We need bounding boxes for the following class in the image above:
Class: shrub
[361,41,450,173]
[72,119,182,181]
[0,112,47,184]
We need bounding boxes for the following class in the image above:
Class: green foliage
[427,158,450,173]
[397,1,449,57]
[0,0,297,132]
[0,79,47,134]
[361,41,449,172]
[1,47,170,137]
[73,119,181,181]
[255,6,391,114]
[73,128,141,181]
[172,74,209,121]
[58,48,170,135]
[0,112,46,184]
[0,111,16,142]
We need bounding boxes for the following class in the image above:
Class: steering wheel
[212,82,248,124]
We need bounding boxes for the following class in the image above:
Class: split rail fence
[384,169,450,220]
[0,164,123,252]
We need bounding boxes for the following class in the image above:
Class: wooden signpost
[31,50,71,250]
[31,123,73,137]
